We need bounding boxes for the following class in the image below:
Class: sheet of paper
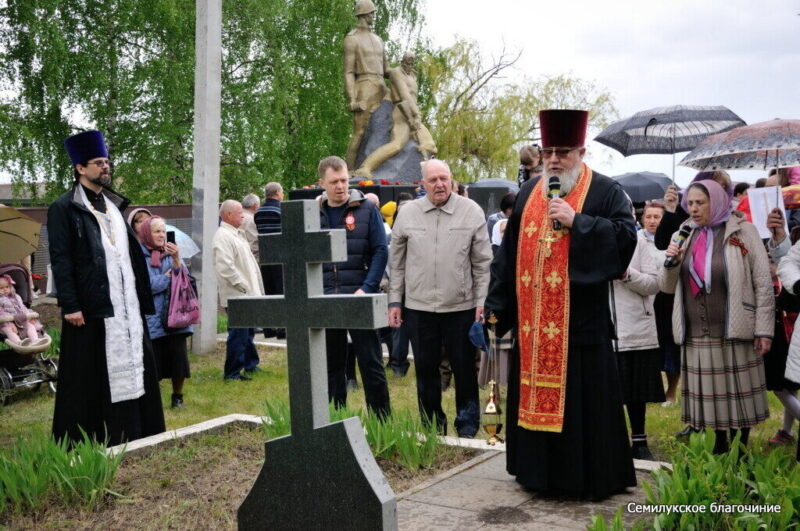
[747,185,789,239]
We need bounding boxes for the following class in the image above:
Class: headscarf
[126,207,152,231]
[138,216,165,267]
[682,180,731,297]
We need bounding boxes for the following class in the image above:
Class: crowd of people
[44,109,800,502]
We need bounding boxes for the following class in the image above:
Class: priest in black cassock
[485,110,637,500]
[49,130,165,446]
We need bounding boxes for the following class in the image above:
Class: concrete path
[396,451,653,530]
[216,333,660,529]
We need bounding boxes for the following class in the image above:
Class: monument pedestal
[355,100,426,183]
[238,418,395,530]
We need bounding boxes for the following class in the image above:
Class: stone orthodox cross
[228,201,396,530]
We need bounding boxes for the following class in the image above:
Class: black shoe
[225,374,252,381]
[263,328,277,339]
[390,368,407,378]
[171,393,184,409]
[675,425,701,439]
[276,329,286,340]
[245,366,263,373]
[631,445,654,460]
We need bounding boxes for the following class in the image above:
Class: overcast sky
[424,0,800,187]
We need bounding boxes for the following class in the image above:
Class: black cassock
[485,171,638,500]
[54,319,165,447]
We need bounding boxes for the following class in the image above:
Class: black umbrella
[595,105,746,156]
[467,178,519,193]
[613,171,673,203]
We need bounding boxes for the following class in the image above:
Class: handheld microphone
[548,176,562,230]
[664,224,692,268]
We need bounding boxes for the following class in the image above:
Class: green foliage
[590,431,800,530]
[419,38,618,183]
[217,313,228,334]
[0,0,427,202]
[0,429,124,514]
[262,399,440,471]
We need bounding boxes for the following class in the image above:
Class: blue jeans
[225,327,259,378]
[386,321,410,375]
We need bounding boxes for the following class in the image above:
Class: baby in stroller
[0,264,56,405]
[0,274,47,348]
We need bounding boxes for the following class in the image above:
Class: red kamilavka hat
[539,110,589,148]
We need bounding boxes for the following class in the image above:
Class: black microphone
[664,224,692,268]
[548,176,562,230]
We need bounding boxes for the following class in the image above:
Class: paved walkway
[218,333,659,529]
[397,451,653,530]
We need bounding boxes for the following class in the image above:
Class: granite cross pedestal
[229,200,396,530]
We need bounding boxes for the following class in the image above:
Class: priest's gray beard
[542,163,583,197]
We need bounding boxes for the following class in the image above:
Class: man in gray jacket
[388,159,492,437]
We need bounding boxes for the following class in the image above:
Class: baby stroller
[0,263,58,406]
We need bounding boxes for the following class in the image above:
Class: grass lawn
[0,342,794,463]
[0,343,461,448]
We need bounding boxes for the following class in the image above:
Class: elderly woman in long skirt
[660,179,773,454]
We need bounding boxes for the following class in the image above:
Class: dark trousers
[405,307,480,437]
[225,327,259,378]
[386,321,410,375]
[346,343,357,382]
[326,328,390,418]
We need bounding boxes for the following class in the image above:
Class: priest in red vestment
[485,109,637,500]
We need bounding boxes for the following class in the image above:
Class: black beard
[88,174,111,188]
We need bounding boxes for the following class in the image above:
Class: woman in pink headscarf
[660,179,773,454]
[137,216,193,408]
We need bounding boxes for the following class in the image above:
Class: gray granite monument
[228,200,397,530]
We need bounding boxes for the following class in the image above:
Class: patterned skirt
[681,336,769,430]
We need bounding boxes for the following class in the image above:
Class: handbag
[166,267,200,329]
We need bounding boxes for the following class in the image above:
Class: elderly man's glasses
[539,148,578,159]
[86,159,111,167]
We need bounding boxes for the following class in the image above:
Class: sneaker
[171,393,184,409]
[661,400,676,408]
[20,338,32,346]
[768,429,795,446]
[35,337,49,346]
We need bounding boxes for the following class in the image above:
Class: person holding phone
[136,216,193,408]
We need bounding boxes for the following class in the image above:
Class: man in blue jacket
[317,155,390,418]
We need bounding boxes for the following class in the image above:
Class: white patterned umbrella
[679,119,800,171]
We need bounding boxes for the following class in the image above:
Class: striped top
[254,198,282,234]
